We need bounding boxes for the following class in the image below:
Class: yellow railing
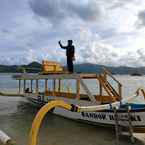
[98,75,117,102]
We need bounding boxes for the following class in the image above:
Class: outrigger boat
[12,60,145,133]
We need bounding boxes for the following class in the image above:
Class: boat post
[31,80,33,93]
[114,107,120,145]
[45,79,48,93]
[99,81,102,96]
[127,106,135,143]
[36,80,39,95]
[58,79,61,96]
[58,79,61,92]
[118,84,122,100]
[18,79,21,94]
[23,80,26,93]
[76,79,80,99]
[53,79,56,96]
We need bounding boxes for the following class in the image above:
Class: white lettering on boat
[81,112,142,122]
[109,114,142,122]
[81,112,106,120]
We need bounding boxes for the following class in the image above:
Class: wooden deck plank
[13,73,98,80]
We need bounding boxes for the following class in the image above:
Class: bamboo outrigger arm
[28,100,72,145]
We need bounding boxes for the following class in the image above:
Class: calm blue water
[0,73,145,145]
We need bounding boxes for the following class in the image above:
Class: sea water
[0,73,145,145]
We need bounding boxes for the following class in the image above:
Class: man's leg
[69,60,73,73]
[67,58,73,73]
[70,60,73,73]
[67,57,70,72]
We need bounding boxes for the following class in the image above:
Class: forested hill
[0,62,145,75]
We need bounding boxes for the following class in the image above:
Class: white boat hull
[26,94,145,132]
[54,107,145,127]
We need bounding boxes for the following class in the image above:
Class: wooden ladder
[113,106,135,145]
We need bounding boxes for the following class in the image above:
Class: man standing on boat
[58,40,75,73]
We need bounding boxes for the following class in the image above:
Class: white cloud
[0,0,145,67]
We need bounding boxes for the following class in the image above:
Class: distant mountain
[0,65,18,73]
[75,63,145,75]
[74,63,104,73]
[0,61,42,73]
[27,61,42,68]
[0,61,145,75]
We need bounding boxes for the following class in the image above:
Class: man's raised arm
[58,41,67,49]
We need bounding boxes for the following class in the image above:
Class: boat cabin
[13,69,122,104]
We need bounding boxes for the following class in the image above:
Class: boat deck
[13,73,98,80]
[12,70,122,103]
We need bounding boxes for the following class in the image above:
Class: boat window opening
[45,79,54,96]
[79,79,98,98]
[23,80,32,94]
[102,87,109,96]
[80,96,90,101]
[37,79,45,93]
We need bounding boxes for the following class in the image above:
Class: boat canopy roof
[12,73,98,80]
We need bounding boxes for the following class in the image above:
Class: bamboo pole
[118,84,122,100]
[58,79,61,92]
[23,80,26,93]
[53,79,56,96]
[76,79,80,99]
[114,107,119,145]
[31,80,33,93]
[127,106,135,143]
[99,80,102,96]
[18,80,21,93]
[45,79,48,92]
[36,80,39,94]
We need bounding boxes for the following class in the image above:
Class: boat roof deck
[13,73,98,80]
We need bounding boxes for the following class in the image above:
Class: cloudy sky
[1,0,145,66]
